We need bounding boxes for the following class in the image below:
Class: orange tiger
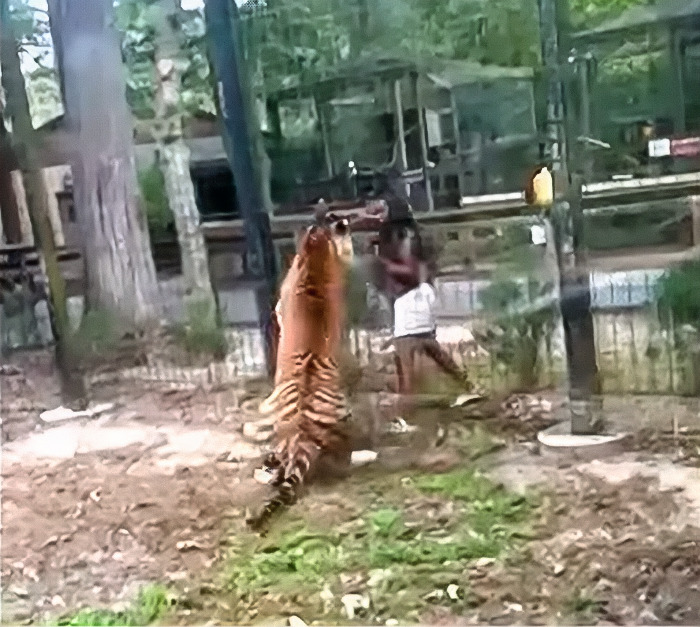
[248,222,352,533]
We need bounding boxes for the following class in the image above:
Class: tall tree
[0,114,23,244]
[46,0,161,328]
[146,0,218,327]
[1,0,86,405]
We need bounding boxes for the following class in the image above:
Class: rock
[253,468,275,485]
[367,569,391,588]
[288,616,307,627]
[351,450,378,466]
[341,594,369,619]
[225,442,262,462]
[9,585,29,598]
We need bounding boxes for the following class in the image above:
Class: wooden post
[267,97,282,140]
[691,195,700,247]
[670,27,686,133]
[315,98,334,178]
[450,92,466,199]
[411,72,434,212]
[0,130,23,243]
[393,78,410,198]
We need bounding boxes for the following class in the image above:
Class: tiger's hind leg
[253,451,284,486]
[246,474,300,535]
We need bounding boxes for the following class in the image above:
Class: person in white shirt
[392,264,469,398]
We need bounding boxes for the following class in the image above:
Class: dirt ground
[3,349,700,626]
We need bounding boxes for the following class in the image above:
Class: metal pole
[537,0,602,434]
[204,0,277,309]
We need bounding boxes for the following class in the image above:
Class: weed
[562,590,603,624]
[223,468,535,619]
[227,526,353,592]
[69,308,121,359]
[138,164,174,241]
[172,299,226,360]
[56,585,171,626]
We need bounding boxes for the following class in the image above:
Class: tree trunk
[160,140,217,325]
[151,0,217,328]
[48,0,161,329]
[0,0,86,406]
[0,122,23,244]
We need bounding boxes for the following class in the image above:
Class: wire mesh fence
[3,268,698,397]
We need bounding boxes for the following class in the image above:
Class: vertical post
[450,92,467,199]
[670,27,686,134]
[392,78,410,198]
[537,0,566,176]
[204,0,277,321]
[411,71,434,212]
[316,99,334,179]
[578,55,594,181]
[691,195,700,247]
[0,127,23,244]
[537,0,601,435]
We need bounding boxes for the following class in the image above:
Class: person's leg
[421,338,461,378]
[394,336,416,396]
[394,336,421,421]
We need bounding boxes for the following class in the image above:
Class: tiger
[247,222,352,533]
[258,215,354,422]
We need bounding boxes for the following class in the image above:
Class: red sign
[670,137,700,158]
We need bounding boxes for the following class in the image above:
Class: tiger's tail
[246,434,322,534]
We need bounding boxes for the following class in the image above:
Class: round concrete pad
[537,432,629,448]
[537,429,631,459]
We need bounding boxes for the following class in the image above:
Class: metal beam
[538,0,602,435]
[204,0,277,311]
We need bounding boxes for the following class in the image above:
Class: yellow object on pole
[525,165,554,208]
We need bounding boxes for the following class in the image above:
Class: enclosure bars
[204,0,278,340]
[537,0,602,434]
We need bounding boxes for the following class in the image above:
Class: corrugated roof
[426,59,534,88]
[576,0,700,38]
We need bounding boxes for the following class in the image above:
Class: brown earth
[3,349,700,625]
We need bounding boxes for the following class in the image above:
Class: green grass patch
[56,585,171,627]
[222,468,537,623]
[562,590,604,625]
[172,299,227,360]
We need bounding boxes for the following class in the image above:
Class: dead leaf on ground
[40,535,59,549]
[176,540,206,552]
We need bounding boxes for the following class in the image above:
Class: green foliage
[400,0,540,67]
[116,0,158,119]
[225,468,534,599]
[173,299,227,361]
[227,527,351,591]
[115,0,215,120]
[137,163,173,239]
[57,584,171,626]
[239,0,353,95]
[562,590,604,624]
[8,0,63,126]
[480,277,526,314]
[477,276,557,390]
[569,0,647,28]
[656,259,700,329]
[69,308,121,361]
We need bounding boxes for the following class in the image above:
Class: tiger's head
[296,224,341,297]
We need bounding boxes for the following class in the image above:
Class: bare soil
[3,349,700,626]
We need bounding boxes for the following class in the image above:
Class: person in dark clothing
[375,219,470,403]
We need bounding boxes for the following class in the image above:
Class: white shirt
[393,283,436,338]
